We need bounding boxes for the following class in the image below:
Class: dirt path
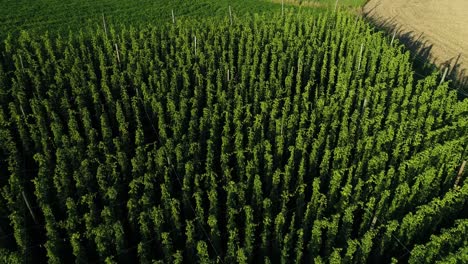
[364,0,468,85]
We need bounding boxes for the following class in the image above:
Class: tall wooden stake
[362,97,368,113]
[22,191,38,224]
[172,9,175,24]
[334,0,339,12]
[440,67,449,85]
[370,215,377,229]
[19,105,26,119]
[19,54,24,70]
[115,44,121,64]
[454,160,466,188]
[358,43,364,71]
[194,36,197,56]
[102,13,108,35]
[391,30,396,45]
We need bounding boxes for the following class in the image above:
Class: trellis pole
[454,160,466,188]
[22,191,38,224]
[194,36,197,56]
[440,67,449,85]
[390,30,396,45]
[102,13,108,35]
[115,44,121,64]
[19,54,24,70]
[362,97,368,113]
[358,43,364,71]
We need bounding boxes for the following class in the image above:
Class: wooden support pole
[115,44,120,64]
[358,43,364,71]
[370,215,377,229]
[362,97,368,113]
[334,0,339,12]
[172,9,175,24]
[19,54,24,70]
[440,67,449,85]
[22,191,38,224]
[391,30,397,45]
[194,36,197,56]
[454,160,466,188]
[19,105,26,119]
[227,69,230,82]
[102,13,108,35]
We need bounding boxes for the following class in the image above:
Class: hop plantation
[0,5,467,264]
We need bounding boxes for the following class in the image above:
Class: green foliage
[0,0,286,39]
[0,8,467,264]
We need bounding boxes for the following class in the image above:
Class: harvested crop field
[364,0,468,87]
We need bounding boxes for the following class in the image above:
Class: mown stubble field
[364,0,468,87]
